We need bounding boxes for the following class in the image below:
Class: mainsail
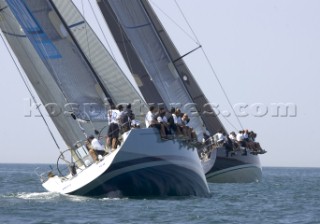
[97,0,226,137]
[0,0,146,151]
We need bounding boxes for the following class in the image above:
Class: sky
[0,0,319,167]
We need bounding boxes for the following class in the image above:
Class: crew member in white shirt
[145,106,167,139]
[107,104,120,150]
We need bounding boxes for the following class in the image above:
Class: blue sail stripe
[6,0,61,59]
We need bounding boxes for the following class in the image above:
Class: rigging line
[220,114,241,131]
[173,0,200,45]
[201,47,244,131]
[149,0,198,45]
[0,31,61,150]
[88,0,116,60]
[174,0,244,131]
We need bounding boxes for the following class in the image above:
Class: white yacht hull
[203,147,262,183]
[43,128,210,197]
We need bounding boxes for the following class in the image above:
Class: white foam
[16,192,59,200]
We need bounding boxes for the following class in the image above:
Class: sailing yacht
[0,0,209,197]
[96,0,265,183]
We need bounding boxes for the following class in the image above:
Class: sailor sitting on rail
[145,105,167,140]
[87,135,105,156]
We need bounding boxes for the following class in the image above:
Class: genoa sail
[97,0,226,137]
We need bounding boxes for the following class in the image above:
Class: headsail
[97,0,226,137]
[0,0,146,151]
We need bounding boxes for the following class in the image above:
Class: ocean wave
[15,191,60,200]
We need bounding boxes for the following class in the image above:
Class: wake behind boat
[0,0,209,197]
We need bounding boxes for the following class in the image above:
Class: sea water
[0,164,319,224]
